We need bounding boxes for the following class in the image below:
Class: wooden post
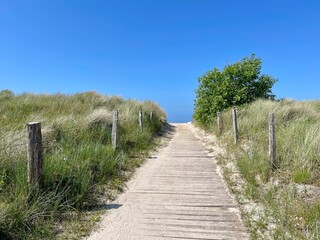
[150,111,153,122]
[139,110,143,132]
[27,122,43,191]
[232,108,238,145]
[217,112,222,133]
[112,110,118,149]
[269,113,276,169]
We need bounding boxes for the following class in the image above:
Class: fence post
[112,110,118,149]
[217,112,222,134]
[150,111,153,122]
[232,108,238,144]
[139,110,143,132]
[269,113,276,169]
[27,122,43,191]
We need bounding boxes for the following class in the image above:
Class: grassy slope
[0,91,166,240]
[198,99,320,239]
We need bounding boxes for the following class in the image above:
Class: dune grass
[0,90,166,240]
[197,99,320,239]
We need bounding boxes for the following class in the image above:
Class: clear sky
[0,0,319,122]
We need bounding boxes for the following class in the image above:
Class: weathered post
[269,113,276,169]
[150,111,153,122]
[217,112,222,134]
[27,122,43,191]
[232,108,238,145]
[112,110,118,149]
[139,110,143,132]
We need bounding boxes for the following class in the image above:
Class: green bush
[194,54,277,125]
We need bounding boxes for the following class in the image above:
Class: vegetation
[202,99,320,239]
[194,54,277,125]
[0,90,166,239]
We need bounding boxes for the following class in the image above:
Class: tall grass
[0,90,166,239]
[199,99,320,239]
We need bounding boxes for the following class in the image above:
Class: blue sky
[0,0,319,122]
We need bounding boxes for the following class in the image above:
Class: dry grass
[0,90,166,240]
[197,99,320,239]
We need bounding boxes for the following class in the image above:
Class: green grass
[292,169,312,184]
[196,99,320,239]
[0,90,166,239]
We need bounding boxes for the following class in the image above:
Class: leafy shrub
[194,54,277,125]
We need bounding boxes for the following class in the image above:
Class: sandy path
[87,123,248,240]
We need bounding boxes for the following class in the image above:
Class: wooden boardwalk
[88,123,248,240]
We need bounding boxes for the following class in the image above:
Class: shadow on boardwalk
[158,122,176,137]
